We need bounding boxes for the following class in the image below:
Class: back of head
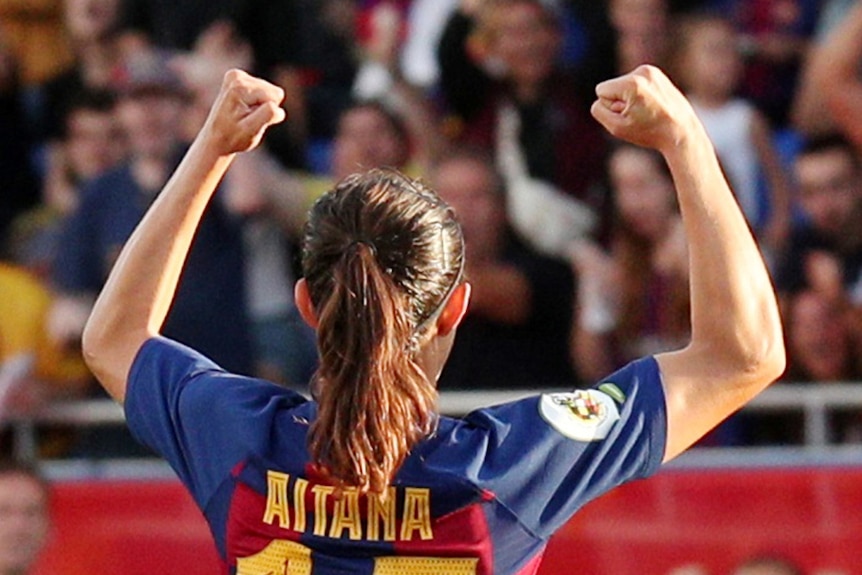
[302,168,465,494]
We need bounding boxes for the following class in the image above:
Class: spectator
[48,50,254,377]
[608,0,672,73]
[725,0,820,129]
[0,263,90,428]
[774,135,862,302]
[438,0,610,223]
[430,147,577,389]
[0,460,49,575]
[790,0,856,138]
[350,1,447,171]
[118,0,311,168]
[570,144,689,383]
[671,11,793,262]
[296,99,419,211]
[747,135,862,445]
[37,0,126,143]
[5,89,123,292]
[792,1,862,154]
[42,89,124,216]
[785,289,861,384]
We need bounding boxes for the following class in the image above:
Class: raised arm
[590,66,785,462]
[81,70,285,403]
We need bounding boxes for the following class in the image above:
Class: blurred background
[2,0,862,573]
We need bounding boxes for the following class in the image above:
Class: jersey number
[237,539,479,575]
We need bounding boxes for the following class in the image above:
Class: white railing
[3,383,862,461]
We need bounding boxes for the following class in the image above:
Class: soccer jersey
[126,337,667,575]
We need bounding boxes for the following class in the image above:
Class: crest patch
[539,389,621,441]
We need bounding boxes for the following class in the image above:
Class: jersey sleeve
[438,356,666,540]
[124,336,307,509]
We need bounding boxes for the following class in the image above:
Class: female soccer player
[81,66,784,574]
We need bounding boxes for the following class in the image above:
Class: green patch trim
[598,382,626,404]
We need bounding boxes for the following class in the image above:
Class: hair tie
[347,239,378,256]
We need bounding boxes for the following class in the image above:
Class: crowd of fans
[2,0,862,454]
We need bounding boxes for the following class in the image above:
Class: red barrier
[540,467,862,574]
[30,467,862,575]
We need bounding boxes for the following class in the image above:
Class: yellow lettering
[237,540,312,575]
[311,485,335,536]
[367,487,397,542]
[260,471,437,544]
[329,489,362,540]
[400,488,433,541]
[293,478,309,533]
[262,471,290,529]
[238,539,479,575]
[374,556,479,575]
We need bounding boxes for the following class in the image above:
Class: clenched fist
[202,69,286,156]
[590,65,703,153]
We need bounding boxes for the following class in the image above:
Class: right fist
[203,69,286,156]
[590,65,701,153]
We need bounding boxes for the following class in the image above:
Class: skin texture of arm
[590,65,785,463]
[81,70,286,403]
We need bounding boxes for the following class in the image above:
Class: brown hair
[302,168,465,494]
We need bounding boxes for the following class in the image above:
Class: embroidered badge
[539,389,621,441]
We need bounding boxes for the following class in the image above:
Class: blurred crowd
[2,0,862,456]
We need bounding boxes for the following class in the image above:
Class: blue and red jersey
[125,336,666,575]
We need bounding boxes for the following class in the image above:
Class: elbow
[733,322,787,387]
[80,315,107,378]
[750,336,786,384]
[80,313,147,403]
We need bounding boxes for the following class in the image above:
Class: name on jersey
[262,471,433,542]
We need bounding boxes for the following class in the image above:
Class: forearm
[591,65,785,461]
[664,125,783,375]
[82,136,233,401]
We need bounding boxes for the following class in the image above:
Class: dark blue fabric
[125,336,666,574]
[52,162,253,374]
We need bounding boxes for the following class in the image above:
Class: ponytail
[302,170,464,495]
[309,242,437,494]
